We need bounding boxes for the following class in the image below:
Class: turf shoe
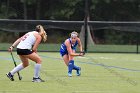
[6,72,14,81]
[32,77,45,82]
[76,67,81,76]
[68,72,72,77]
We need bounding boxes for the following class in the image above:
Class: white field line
[77,56,113,60]
[0,90,32,92]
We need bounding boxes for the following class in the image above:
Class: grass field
[0,43,140,53]
[0,52,140,93]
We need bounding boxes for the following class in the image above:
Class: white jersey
[17,31,37,49]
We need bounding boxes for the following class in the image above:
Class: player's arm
[65,40,82,56]
[32,33,42,53]
[9,37,22,52]
[77,38,85,56]
[77,38,83,52]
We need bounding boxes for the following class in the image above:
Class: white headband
[71,33,77,37]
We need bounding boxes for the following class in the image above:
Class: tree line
[0,0,140,44]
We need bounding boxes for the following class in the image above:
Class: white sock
[10,63,24,75]
[34,64,41,78]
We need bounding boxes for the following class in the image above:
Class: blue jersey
[60,38,78,56]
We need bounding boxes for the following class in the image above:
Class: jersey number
[21,34,29,41]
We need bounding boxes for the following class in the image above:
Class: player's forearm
[11,38,21,48]
[32,42,40,52]
[32,38,41,51]
[69,52,81,56]
[79,45,83,52]
[32,44,39,51]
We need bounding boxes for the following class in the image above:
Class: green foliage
[0,2,17,18]
[90,0,140,21]
[104,30,139,44]
[0,0,140,44]
[45,0,82,20]
[0,32,17,43]
[0,0,140,20]
[20,0,36,5]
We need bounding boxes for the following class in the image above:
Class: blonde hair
[36,25,47,42]
[70,31,79,37]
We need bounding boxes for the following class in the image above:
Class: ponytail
[36,25,47,42]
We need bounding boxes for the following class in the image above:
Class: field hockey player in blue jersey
[60,31,85,77]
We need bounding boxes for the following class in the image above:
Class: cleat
[68,72,72,77]
[32,77,45,82]
[76,67,81,76]
[6,72,14,81]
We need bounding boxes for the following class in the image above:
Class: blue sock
[73,65,79,70]
[68,60,74,73]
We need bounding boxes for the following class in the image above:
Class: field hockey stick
[10,52,22,80]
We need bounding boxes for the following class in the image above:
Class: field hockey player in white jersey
[6,25,47,82]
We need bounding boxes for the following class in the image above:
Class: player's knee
[36,58,42,64]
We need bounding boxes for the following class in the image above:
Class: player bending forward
[60,31,85,77]
[6,25,47,82]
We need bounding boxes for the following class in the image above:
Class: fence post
[84,0,89,52]
[136,33,139,54]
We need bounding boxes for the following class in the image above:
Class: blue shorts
[17,48,33,55]
[60,49,68,57]
[60,49,76,57]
